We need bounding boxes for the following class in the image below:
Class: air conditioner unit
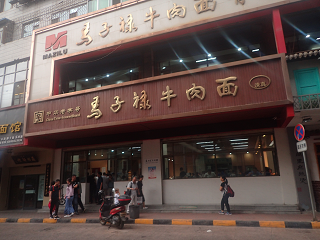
[18,0,31,4]
[9,0,19,4]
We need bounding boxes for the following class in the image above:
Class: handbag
[125,182,132,196]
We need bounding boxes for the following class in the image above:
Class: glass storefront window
[163,133,279,179]
[63,144,141,182]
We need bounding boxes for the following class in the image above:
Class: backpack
[227,185,234,197]
[125,182,132,196]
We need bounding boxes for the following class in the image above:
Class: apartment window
[163,133,279,179]
[22,20,39,38]
[51,6,87,25]
[88,0,130,12]
[0,60,28,108]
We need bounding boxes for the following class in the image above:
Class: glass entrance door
[23,175,38,209]
[8,175,25,210]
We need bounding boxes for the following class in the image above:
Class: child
[64,178,75,217]
[114,188,120,205]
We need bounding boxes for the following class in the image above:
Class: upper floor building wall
[28,0,303,101]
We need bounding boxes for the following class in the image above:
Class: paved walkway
[0,205,319,229]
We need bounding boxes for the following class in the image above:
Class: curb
[0,218,319,229]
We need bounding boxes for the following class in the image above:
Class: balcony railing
[293,94,320,111]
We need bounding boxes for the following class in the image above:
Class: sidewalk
[0,205,319,229]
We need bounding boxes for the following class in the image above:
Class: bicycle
[59,185,66,205]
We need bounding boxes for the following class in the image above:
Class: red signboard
[45,31,67,52]
[25,55,291,138]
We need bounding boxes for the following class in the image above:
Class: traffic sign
[294,124,305,141]
[297,140,307,152]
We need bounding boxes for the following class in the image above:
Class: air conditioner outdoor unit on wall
[18,0,31,4]
[9,0,19,4]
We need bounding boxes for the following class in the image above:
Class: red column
[272,9,286,54]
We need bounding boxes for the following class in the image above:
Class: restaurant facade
[1,0,320,210]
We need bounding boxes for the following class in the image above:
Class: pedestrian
[219,176,232,215]
[96,172,103,204]
[126,176,138,214]
[88,173,96,204]
[137,175,148,209]
[107,174,114,196]
[49,179,61,219]
[64,178,74,217]
[76,177,86,213]
[71,175,79,215]
[114,188,120,205]
[102,173,108,196]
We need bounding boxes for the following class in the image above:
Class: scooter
[99,190,131,229]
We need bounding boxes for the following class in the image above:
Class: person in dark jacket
[138,175,148,209]
[219,176,232,215]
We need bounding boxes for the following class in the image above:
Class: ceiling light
[208,57,216,60]
[85,79,88,81]
[208,54,212,57]
[201,145,214,147]
[231,142,248,145]
[122,151,124,154]
[205,147,215,150]
[111,150,114,152]
[230,152,232,155]
[196,59,207,63]
[238,48,242,51]
[247,152,249,154]
[269,141,274,147]
[106,74,109,77]
[263,135,266,137]
[306,34,310,38]
[88,151,91,156]
[252,49,260,52]
[162,67,166,69]
[179,59,183,62]
[196,141,213,144]
[230,138,248,142]
[130,70,133,73]
[317,37,320,40]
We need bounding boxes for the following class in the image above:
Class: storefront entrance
[8,174,45,210]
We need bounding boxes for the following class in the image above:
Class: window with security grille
[22,20,39,38]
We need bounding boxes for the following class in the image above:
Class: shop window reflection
[63,145,141,183]
[162,133,279,179]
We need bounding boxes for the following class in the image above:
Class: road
[0,223,319,240]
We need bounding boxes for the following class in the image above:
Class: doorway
[8,174,44,210]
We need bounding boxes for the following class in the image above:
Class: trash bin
[129,205,140,219]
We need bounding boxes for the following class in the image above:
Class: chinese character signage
[12,155,38,165]
[26,56,290,136]
[0,107,25,147]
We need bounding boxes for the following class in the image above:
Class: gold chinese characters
[110,96,125,113]
[194,0,216,14]
[120,14,138,33]
[133,90,152,110]
[216,77,238,97]
[87,96,103,119]
[99,22,113,38]
[167,3,186,20]
[161,86,177,107]
[77,22,93,46]
[34,111,45,124]
[186,83,206,100]
[249,75,271,90]
[145,7,160,29]
[10,122,22,133]
[235,0,245,5]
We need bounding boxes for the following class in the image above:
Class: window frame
[0,59,29,108]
